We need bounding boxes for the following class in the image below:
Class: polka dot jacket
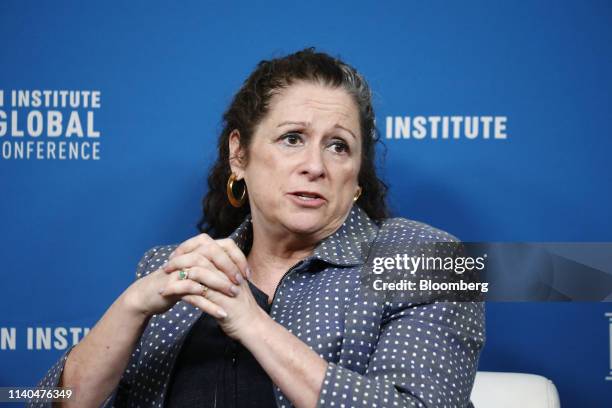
[28,204,485,407]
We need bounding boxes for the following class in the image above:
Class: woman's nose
[298,144,326,179]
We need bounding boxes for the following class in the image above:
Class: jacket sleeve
[317,300,485,408]
[25,247,160,408]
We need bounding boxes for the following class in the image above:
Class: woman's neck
[246,219,318,299]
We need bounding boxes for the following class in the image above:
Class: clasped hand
[125,233,266,342]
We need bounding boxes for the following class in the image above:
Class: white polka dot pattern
[27,205,485,407]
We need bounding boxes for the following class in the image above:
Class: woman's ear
[228,129,246,178]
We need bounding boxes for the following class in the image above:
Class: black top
[164,281,277,407]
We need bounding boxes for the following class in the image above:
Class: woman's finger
[182,294,227,319]
[165,236,245,285]
[169,233,214,260]
[181,266,240,298]
[159,279,208,297]
[163,252,212,273]
[192,242,244,284]
[217,238,251,279]
[165,249,242,286]
[163,252,209,272]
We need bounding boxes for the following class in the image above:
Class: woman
[30,48,484,408]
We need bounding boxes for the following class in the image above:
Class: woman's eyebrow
[277,121,357,139]
[277,120,308,128]
[335,124,357,140]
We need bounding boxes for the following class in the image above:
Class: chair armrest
[471,371,560,408]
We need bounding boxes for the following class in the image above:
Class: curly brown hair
[197,47,389,238]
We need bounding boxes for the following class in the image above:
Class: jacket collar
[229,204,379,267]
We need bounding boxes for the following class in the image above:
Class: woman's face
[230,81,362,241]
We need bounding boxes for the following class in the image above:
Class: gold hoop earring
[353,187,362,202]
[227,173,247,207]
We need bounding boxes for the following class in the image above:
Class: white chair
[471,371,561,408]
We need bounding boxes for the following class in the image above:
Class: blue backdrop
[1,1,611,407]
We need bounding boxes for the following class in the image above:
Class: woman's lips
[287,193,325,208]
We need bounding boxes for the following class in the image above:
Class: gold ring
[201,285,209,297]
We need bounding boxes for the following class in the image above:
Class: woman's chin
[281,216,328,236]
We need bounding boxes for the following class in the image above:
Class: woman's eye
[281,133,303,146]
[329,140,349,154]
